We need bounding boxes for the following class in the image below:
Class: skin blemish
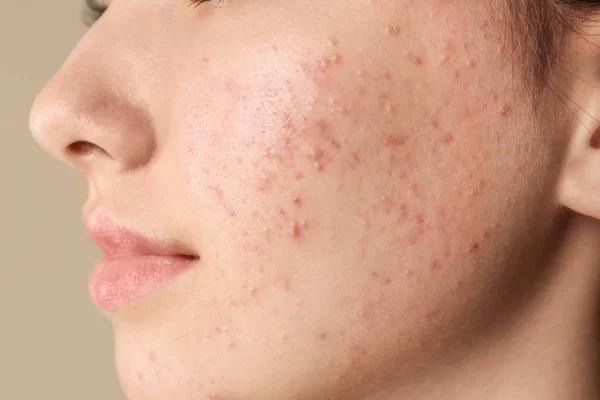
[444,133,455,143]
[406,269,415,277]
[470,242,480,253]
[137,372,144,382]
[386,135,408,147]
[371,271,380,278]
[416,214,425,224]
[384,71,394,81]
[468,60,477,68]
[460,106,474,119]
[430,260,442,271]
[401,203,409,218]
[497,104,511,117]
[318,332,328,341]
[410,183,420,197]
[454,70,461,81]
[308,146,325,162]
[426,308,441,320]
[328,38,339,47]
[148,350,156,362]
[295,172,305,180]
[293,196,303,207]
[387,24,401,36]
[283,278,292,291]
[432,120,440,129]
[351,344,369,356]
[409,53,425,66]
[352,152,361,163]
[385,277,392,285]
[383,103,397,114]
[291,222,303,238]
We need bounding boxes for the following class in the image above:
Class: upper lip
[83,212,198,259]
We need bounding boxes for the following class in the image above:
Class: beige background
[1,2,125,399]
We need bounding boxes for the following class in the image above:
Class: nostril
[67,140,108,157]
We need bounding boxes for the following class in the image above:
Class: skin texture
[29,0,600,399]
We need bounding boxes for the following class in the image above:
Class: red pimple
[444,133,455,143]
[410,53,424,66]
[426,308,441,320]
[293,196,303,207]
[387,24,401,36]
[432,120,440,129]
[296,172,305,180]
[386,135,407,147]
[468,60,477,68]
[328,38,339,47]
[371,271,380,278]
[497,104,511,117]
[352,152,361,163]
[148,350,156,362]
[318,332,328,341]
[400,203,409,218]
[384,71,394,81]
[308,147,325,161]
[430,260,442,271]
[416,214,425,224]
[470,242,480,253]
[385,277,392,284]
[291,222,302,238]
[410,183,420,196]
[461,106,474,119]
[329,53,343,64]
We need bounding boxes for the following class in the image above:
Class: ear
[558,114,600,219]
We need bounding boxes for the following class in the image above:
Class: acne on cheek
[210,24,503,267]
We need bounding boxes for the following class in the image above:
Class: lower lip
[88,255,197,310]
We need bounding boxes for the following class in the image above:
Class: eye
[82,0,214,27]
[83,0,108,26]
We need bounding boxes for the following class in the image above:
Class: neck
[378,213,600,400]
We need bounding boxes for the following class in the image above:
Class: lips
[84,214,199,310]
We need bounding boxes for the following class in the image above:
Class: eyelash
[84,0,213,25]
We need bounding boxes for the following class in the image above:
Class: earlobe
[558,122,600,219]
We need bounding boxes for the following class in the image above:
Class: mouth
[83,213,200,310]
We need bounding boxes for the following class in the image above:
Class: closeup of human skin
[28,0,600,399]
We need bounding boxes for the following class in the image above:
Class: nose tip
[29,88,106,169]
[29,71,156,173]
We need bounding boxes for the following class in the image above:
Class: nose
[29,30,156,174]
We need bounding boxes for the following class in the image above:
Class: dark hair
[513,0,600,92]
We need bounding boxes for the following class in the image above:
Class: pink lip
[84,214,199,310]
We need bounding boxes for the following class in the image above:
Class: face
[30,0,571,399]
